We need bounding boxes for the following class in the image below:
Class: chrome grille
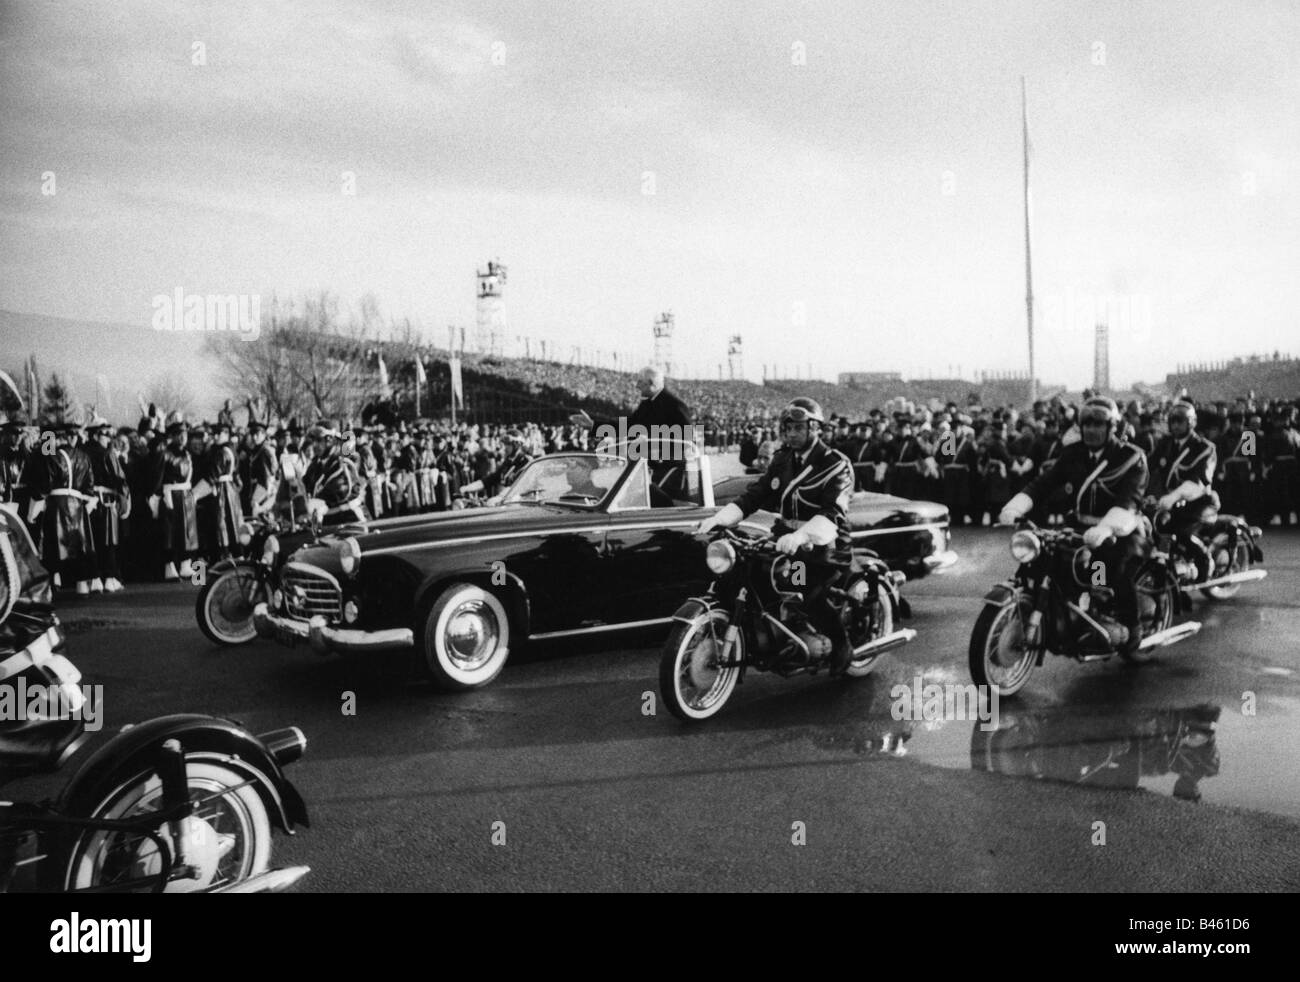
[281,563,342,621]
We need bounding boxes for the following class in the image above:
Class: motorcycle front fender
[981,581,1022,609]
[670,597,720,627]
[56,714,309,834]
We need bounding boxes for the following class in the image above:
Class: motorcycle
[970,704,1221,802]
[970,519,1201,697]
[659,527,916,721]
[1,512,311,893]
[1145,498,1266,601]
[195,513,317,646]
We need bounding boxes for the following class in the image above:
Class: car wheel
[418,583,511,691]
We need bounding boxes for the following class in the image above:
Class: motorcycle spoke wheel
[661,612,739,721]
[198,568,264,645]
[1203,536,1250,600]
[972,602,1036,697]
[1121,566,1176,664]
[845,589,892,678]
[64,762,271,893]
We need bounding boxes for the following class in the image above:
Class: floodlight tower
[476,260,507,356]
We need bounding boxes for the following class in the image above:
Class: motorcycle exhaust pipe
[214,865,311,893]
[853,628,917,657]
[258,726,307,767]
[1137,621,1202,651]
[1179,569,1268,592]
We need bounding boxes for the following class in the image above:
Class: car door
[599,459,711,624]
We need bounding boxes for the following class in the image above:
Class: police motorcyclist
[697,397,857,674]
[999,397,1150,651]
[301,421,368,525]
[1146,400,1218,581]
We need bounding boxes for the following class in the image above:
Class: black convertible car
[251,444,955,689]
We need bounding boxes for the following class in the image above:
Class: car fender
[56,714,308,833]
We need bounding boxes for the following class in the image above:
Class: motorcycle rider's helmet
[779,398,825,452]
[1168,400,1197,428]
[780,398,825,427]
[1079,397,1121,429]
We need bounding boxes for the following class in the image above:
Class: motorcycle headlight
[237,521,254,547]
[338,537,362,576]
[1199,506,1219,524]
[1009,530,1041,564]
[705,539,736,574]
[271,588,284,610]
[262,535,280,566]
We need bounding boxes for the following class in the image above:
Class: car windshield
[499,453,627,508]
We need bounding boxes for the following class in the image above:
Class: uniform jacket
[733,438,854,548]
[1022,437,1149,524]
[1148,432,1216,496]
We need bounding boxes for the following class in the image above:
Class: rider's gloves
[999,492,1034,526]
[1160,481,1206,512]
[775,529,809,555]
[1083,524,1114,549]
[697,502,743,536]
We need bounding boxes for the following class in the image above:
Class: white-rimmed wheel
[1119,561,1177,663]
[1202,533,1252,600]
[844,576,893,678]
[969,597,1037,697]
[63,761,271,892]
[195,563,265,646]
[659,607,740,721]
[418,583,511,691]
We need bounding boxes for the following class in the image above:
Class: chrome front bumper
[252,603,414,655]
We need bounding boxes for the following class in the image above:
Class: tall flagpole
[1022,76,1037,407]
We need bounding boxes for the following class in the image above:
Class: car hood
[307,504,611,558]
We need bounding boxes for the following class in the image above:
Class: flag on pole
[449,355,464,409]
[96,373,112,413]
[414,357,427,385]
[378,353,391,398]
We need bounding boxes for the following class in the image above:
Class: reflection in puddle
[970,704,1221,802]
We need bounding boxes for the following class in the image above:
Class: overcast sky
[1,0,1296,388]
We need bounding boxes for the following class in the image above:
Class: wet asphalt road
[15,525,1300,891]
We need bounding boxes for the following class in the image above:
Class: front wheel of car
[418,583,511,691]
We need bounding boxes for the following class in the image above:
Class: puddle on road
[871,695,1300,820]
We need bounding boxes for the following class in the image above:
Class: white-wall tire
[419,583,511,691]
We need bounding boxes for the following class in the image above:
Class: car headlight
[343,600,360,624]
[261,535,280,566]
[705,539,736,574]
[338,537,362,576]
[237,522,254,547]
[1009,530,1041,564]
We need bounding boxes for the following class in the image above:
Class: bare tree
[145,372,196,419]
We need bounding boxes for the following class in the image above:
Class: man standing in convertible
[697,397,857,674]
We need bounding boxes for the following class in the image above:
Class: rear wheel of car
[417,583,511,691]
